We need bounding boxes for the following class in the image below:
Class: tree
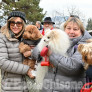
[86,18,92,30]
[51,6,85,27]
[51,10,68,27]
[0,0,45,24]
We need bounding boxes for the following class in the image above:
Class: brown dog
[78,39,92,70]
[23,25,42,40]
[19,25,43,78]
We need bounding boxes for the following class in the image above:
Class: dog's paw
[19,44,31,53]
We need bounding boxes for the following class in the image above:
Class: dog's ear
[51,31,56,36]
[25,25,31,31]
[32,25,43,39]
[86,39,92,43]
[78,44,84,53]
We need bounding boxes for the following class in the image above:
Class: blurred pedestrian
[41,17,55,35]
[35,21,43,31]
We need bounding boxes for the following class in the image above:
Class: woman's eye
[74,29,78,31]
[84,56,87,60]
[67,28,71,30]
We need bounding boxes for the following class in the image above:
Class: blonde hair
[1,17,25,39]
[64,17,85,34]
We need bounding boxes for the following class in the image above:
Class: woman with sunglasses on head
[0,11,31,92]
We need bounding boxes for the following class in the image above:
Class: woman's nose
[69,29,74,33]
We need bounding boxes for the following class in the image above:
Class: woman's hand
[27,68,35,79]
[23,51,31,57]
[23,45,35,57]
[47,49,52,56]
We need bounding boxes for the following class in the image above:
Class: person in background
[41,17,55,35]
[35,21,43,32]
[30,17,92,92]
[70,14,80,19]
[0,11,31,92]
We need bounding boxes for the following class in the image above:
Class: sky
[0,0,92,21]
[39,0,92,20]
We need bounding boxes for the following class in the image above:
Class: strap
[74,45,78,53]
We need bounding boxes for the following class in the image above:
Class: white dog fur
[35,29,70,89]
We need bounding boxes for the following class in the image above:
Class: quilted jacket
[0,32,29,92]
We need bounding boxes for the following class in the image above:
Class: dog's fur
[19,25,43,78]
[36,29,70,87]
[38,29,70,56]
[23,25,42,40]
[78,39,92,70]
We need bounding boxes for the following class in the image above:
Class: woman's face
[9,17,23,34]
[65,22,82,38]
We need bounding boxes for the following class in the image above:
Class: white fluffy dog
[35,29,70,89]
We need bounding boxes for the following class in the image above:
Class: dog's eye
[84,56,87,61]
[47,36,50,39]
[28,31,32,34]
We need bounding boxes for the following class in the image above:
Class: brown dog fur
[23,25,42,40]
[19,25,43,78]
[78,39,92,70]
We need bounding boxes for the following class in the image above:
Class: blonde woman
[0,11,31,92]
[31,17,92,92]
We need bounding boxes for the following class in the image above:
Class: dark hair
[70,15,79,19]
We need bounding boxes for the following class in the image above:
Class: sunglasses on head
[9,21,23,27]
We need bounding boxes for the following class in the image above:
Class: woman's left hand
[47,49,52,56]
[23,51,31,57]
[27,68,35,79]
